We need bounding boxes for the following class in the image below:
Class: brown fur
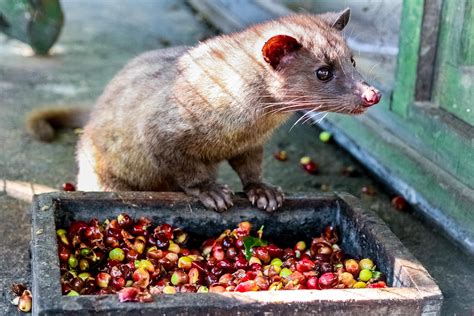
[26,107,90,142]
[26,9,381,212]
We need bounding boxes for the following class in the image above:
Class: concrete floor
[0,1,473,315]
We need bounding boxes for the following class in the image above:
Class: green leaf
[243,236,267,261]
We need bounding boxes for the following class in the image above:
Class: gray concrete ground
[0,1,472,315]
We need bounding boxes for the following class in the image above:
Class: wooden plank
[461,0,473,65]
[390,0,424,116]
[433,0,474,125]
[415,0,442,101]
[362,102,474,188]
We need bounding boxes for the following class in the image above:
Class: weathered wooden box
[31,192,442,315]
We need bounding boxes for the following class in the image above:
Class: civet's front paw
[244,182,284,212]
[195,183,234,212]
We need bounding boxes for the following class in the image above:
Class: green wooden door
[434,0,473,125]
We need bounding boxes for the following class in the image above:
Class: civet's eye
[315,67,333,82]
[350,56,356,67]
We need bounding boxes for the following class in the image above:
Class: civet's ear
[320,8,351,31]
[262,34,302,69]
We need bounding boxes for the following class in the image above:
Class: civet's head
[261,9,381,115]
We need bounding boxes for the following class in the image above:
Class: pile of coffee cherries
[58,215,386,302]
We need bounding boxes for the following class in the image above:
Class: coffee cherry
[391,196,407,211]
[234,257,248,270]
[178,256,193,270]
[221,236,234,249]
[300,156,311,165]
[217,259,232,270]
[268,282,283,291]
[359,269,373,282]
[109,248,125,262]
[353,281,366,288]
[279,268,292,278]
[66,290,80,296]
[319,131,332,143]
[111,277,125,290]
[294,241,306,251]
[255,276,269,290]
[205,273,219,286]
[105,236,119,248]
[254,247,271,263]
[79,259,89,271]
[191,260,207,273]
[210,266,224,277]
[134,236,146,254]
[171,270,189,286]
[274,150,288,161]
[126,249,139,262]
[235,221,252,237]
[131,224,146,236]
[303,161,318,174]
[299,156,318,174]
[163,285,176,294]
[188,268,201,284]
[344,259,360,275]
[154,224,173,240]
[367,281,387,288]
[318,272,338,289]
[70,277,85,292]
[209,285,226,293]
[117,213,133,228]
[155,233,170,249]
[288,271,306,285]
[78,272,91,281]
[212,245,225,261]
[226,247,238,259]
[133,268,150,288]
[146,246,164,260]
[168,241,181,254]
[235,280,258,292]
[180,284,197,293]
[135,259,155,272]
[118,287,140,302]
[62,182,76,192]
[359,258,374,270]
[266,244,283,258]
[58,246,70,263]
[234,238,245,249]
[296,257,315,273]
[243,270,257,282]
[219,273,234,285]
[68,255,78,269]
[270,258,283,267]
[96,272,111,288]
[173,228,188,245]
[306,276,319,289]
[320,262,333,274]
[339,272,355,287]
[282,248,296,260]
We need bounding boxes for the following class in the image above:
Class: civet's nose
[361,87,381,107]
